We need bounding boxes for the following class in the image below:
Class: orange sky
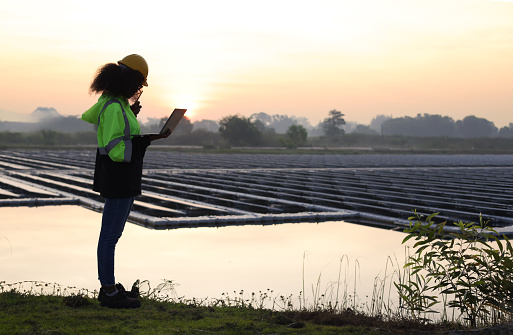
[0,0,512,127]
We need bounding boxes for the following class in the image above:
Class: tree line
[379,114,513,138]
[1,110,512,149]
[191,111,513,147]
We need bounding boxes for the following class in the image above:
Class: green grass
[0,286,461,335]
[0,290,369,335]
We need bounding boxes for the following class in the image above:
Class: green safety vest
[81,94,141,162]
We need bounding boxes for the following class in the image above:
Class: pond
[0,205,410,308]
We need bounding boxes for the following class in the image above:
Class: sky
[0,0,512,127]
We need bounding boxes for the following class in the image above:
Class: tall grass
[0,281,95,297]
[299,250,407,319]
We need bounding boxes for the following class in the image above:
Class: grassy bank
[0,287,455,335]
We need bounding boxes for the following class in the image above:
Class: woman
[81,54,170,309]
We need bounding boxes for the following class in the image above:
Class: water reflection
[0,205,409,305]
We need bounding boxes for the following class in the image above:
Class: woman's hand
[148,130,172,141]
[130,101,142,117]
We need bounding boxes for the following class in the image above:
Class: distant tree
[285,124,308,148]
[343,121,358,134]
[218,115,261,146]
[253,119,267,133]
[193,119,219,132]
[382,114,456,137]
[308,122,325,137]
[381,114,499,138]
[145,117,162,126]
[321,110,346,137]
[498,123,513,138]
[39,129,59,145]
[250,112,273,128]
[456,115,498,138]
[174,116,193,135]
[250,112,312,134]
[195,129,223,147]
[369,115,392,134]
[382,117,410,136]
[142,116,167,133]
[293,116,312,129]
[352,124,379,135]
[142,115,192,139]
[267,114,294,133]
[421,114,456,136]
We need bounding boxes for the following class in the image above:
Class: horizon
[1,0,512,127]
[4,106,511,131]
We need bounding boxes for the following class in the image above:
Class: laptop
[135,108,187,137]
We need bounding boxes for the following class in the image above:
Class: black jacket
[93,136,151,198]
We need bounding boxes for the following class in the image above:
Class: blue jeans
[97,197,135,286]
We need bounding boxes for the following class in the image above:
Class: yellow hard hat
[118,54,149,86]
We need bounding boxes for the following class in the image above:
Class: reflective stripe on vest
[97,99,132,163]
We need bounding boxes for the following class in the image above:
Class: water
[0,205,409,306]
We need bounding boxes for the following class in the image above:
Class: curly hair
[89,63,144,100]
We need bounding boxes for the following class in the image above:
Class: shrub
[395,212,513,327]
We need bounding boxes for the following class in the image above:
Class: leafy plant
[395,211,513,327]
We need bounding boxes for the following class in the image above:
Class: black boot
[99,290,141,309]
[98,284,141,309]
[98,283,140,302]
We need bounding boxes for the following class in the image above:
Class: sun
[170,95,200,120]
[159,87,206,121]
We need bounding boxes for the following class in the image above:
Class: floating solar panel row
[0,150,513,230]
[143,167,513,226]
[3,150,513,170]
